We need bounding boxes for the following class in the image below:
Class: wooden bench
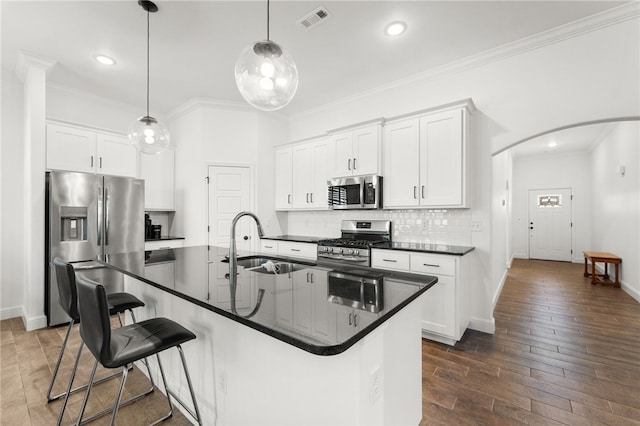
[583,251,621,288]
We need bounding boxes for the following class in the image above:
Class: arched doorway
[492,117,640,300]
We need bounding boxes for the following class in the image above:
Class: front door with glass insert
[528,188,572,262]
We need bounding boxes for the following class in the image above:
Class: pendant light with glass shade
[128,0,170,155]
[234,0,299,111]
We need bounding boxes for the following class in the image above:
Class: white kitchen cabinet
[46,123,137,177]
[275,147,293,210]
[277,241,317,261]
[383,100,474,209]
[277,137,332,211]
[139,148,175,210]
[335,305,377,341]
[144,239,184,251]
[144,261,176,289]
[331,123,381,177]
[258,239,278,255]
[275,268,335,344]
[371,248,470,345]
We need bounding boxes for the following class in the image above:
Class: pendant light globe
[128,115,170,155]
[128,0,169,154]
[235,40,298,111]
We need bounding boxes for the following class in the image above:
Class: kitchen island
[99,245,437,425]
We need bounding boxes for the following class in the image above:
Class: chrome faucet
[228,211,265,318]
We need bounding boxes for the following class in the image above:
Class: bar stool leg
[108,367,129,426]
[56,342,83,426]
[47,318,75,402]
[75,358,100,426]
[178,345,202,425]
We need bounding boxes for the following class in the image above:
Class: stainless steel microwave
[327,175,382,209]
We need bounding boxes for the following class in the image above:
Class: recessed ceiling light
[385,21,407,36]
[94,55,116,65]
[548,141,558,148]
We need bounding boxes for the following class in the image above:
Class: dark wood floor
[1,259,638,425]
[420,259,640,425]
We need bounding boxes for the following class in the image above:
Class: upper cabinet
[276,136,333,211]
[139,148,175,210]
[330,123,381,177]
[46,123,137,178]
[383,100,474,209]
[275,147,293,209]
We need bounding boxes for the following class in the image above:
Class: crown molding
[291,3,640,121]
[168,97,289,122]
[16,51,56,83]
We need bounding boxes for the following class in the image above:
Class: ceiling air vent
[297,6,331,30]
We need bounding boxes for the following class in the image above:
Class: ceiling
[1,1,628,117]
[509,122,617,158]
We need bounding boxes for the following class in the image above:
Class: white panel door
[207,165,253,252]
[528,188,572,261]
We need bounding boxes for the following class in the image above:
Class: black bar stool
[74,275,202,426]
[50,258,154,425]
[48,258,150,402]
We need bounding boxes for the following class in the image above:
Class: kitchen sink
[222,256,308,274]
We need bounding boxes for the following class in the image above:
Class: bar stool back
[47,258,148,403]
[75,275,202,426]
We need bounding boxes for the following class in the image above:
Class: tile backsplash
[286,209,472,245]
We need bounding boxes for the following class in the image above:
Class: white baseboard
[492,268,509,311]
[469,317,495,334]
[0,306,23,321]
[22,308,47,331]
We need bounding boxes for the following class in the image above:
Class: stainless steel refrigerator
[45,170,145,326]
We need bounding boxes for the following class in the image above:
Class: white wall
[511,151,592,262]
[170,101,288,246]
[590,121,640,300]
[287,14,640,329]
[491,151,511,308]
[0,72,25,320]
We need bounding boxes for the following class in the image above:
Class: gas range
[317,220,391,266]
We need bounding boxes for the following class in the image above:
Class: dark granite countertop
[261,235,334,243]
[373,242,475,256]
[98,246,437,356]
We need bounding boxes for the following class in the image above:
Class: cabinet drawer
[410,254,455,276]
[259,240,278,254]
[277,241,317,260]
[371,249,410,271]
[145,239,184,250]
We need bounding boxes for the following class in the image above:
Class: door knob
[243,235,249,240]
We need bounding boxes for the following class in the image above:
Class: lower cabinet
[144,261,176,289]
[275,268,335,343]
[335,306,376,342]
[259,239,318,261]
[371,249,470,345]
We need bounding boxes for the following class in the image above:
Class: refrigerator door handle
[97,185,103,246]
[104,186,110,246]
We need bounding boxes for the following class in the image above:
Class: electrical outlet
[471,221,482,232]
[369,366,381,405]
